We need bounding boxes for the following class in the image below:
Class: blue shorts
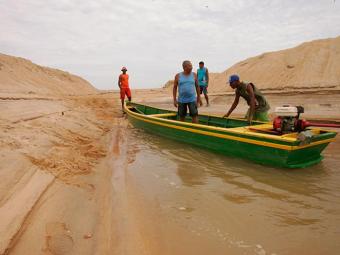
[178,101,198,117]
[200,86,208,95]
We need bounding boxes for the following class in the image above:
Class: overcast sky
[1,0,339,89]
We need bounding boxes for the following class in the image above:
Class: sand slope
[0,53,97,96]
[163,36,340,93]
[0,93,121,254]
[213,36,340,92]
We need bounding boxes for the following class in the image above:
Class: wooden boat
[125,102,337,168]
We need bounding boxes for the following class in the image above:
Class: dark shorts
[178,101,198,117]
[199,86,208,95]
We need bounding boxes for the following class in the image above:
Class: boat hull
[126,103,337,168]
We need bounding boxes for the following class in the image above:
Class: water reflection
[133,129,340,203]
[127,127,340,253]
[130,128,333,197]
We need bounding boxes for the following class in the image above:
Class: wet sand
[0,93,119,254]
[0,90,339,254]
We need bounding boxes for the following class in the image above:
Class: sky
[1,0,339,90]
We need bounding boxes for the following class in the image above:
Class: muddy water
[125,127,340,255]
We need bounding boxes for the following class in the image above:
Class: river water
[125,126,340,255]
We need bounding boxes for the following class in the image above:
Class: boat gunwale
[125,103,337,146]
[127,108,337,152]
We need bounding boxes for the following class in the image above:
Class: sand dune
[164,36,340,93]
[211,36,340,92]
[0,53,97,96]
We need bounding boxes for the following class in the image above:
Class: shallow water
[126,127,340,255]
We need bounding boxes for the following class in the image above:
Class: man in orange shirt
[118,66,131,112]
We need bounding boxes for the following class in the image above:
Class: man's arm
[194,73,202,106]
[246,84,256,123]
[118,75,122,88]
[223,92,240,118]
[173,74,179,107]
[206,68,209,87]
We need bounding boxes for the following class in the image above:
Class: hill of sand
[163,36,340,93]
[0,53,97,96]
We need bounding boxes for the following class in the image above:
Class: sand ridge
[0,53,97,96]
[163,36,340,93]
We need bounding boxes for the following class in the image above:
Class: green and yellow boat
[125,102,337,168]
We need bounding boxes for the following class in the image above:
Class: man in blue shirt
[197,61,209,106]
[173,60,202,123]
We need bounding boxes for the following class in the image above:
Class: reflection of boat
[125,102,337,168]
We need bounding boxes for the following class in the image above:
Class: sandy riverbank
[0,93,118,254]
[1,35,340,254]
[0,88,340,254]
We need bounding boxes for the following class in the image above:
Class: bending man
[223,75,270,123]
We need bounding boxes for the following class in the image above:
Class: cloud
[1,0,339,89]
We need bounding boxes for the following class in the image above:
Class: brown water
[125,127,340,255]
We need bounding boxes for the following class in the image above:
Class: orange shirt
[119,74,129,88]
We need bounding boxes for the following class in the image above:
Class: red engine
[273,106,304,133]
[273,105,340,134]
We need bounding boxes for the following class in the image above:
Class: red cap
[121,66,127,71]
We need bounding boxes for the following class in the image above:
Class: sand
[1,89,339,254]
[0,93,118,254]
[1,36,340,254]
[0,53,97,96]
[164,36,340,93]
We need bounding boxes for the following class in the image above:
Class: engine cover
[274,106,299,117]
